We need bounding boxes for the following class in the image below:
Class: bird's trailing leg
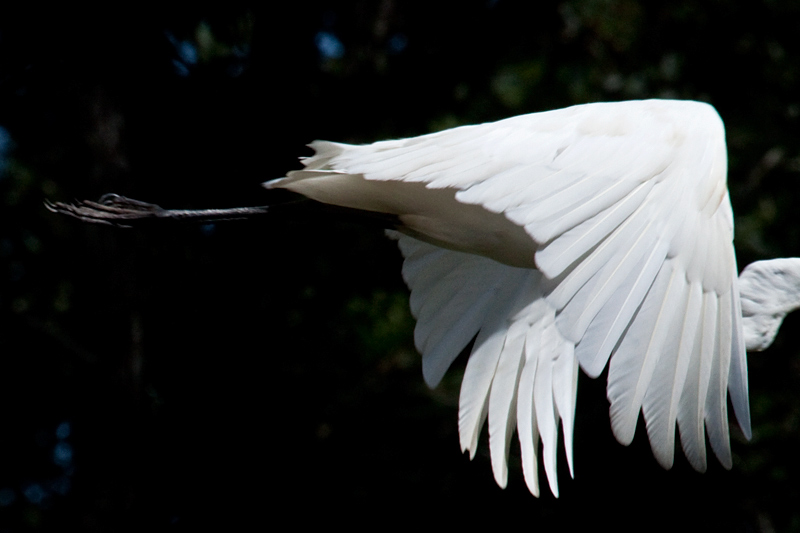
[45,193,274,228]
[47,193,402,230]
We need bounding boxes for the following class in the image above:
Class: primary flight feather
[264,99,756,497]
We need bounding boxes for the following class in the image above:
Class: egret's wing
[265,99,750,493]
[390,231,576,497]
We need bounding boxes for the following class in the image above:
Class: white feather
[642,279,701,469]
[516,332,541,496]
[488,319,527,488]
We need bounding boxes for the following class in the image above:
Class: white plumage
[263,99,788,497]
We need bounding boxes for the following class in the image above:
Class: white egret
[263,99,800,497]
[49,99,800,497]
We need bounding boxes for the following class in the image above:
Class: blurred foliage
[0,1,798,531]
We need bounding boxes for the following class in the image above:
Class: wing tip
[492,464,509,489]
[733,401,753,441]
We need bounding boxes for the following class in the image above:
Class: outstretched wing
[265,99,751,495]
[389,231,577,497]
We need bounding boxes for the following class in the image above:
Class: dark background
[0,1,799,530]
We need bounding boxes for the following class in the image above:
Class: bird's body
[265,99,756,497]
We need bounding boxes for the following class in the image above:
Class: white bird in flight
[49,99,800,497]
